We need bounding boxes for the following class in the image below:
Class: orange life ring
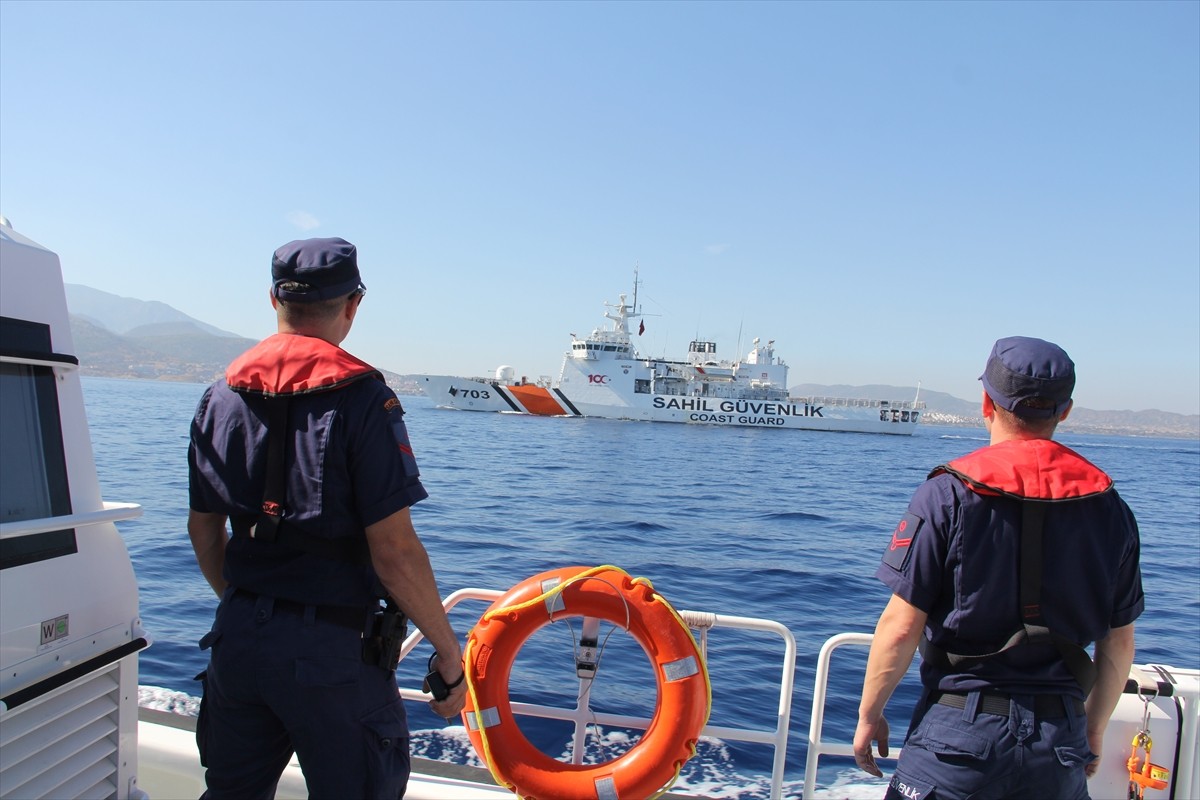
[462,565,711,800]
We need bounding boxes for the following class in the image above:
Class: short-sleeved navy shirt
[189,376,428,608]
[878,471,1143,697]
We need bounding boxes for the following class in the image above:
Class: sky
[1,1,1197,415]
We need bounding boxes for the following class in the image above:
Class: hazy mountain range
[64,285,1198,438]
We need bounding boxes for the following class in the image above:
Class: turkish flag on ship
[638,320,645,336]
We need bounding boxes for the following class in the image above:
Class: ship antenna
[632,265,640,316]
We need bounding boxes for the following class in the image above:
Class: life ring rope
[482,564,630,626]
[462,565,712,799]
[462,641,502,789]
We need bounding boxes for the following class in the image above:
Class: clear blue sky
[2,0,1197,414]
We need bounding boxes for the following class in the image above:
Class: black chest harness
[919,498,1098,694]
[229,395,370,566]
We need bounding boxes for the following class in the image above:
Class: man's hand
[854,715,890,777]
[1084,731,1103,777]
[424,652,467,719]
[855,594,923,778]
[1084,623,1135,779]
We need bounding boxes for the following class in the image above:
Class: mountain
[69,315,258,385]
[65,286,409,390]
[62,286,1198,438]
[65,284,243,338]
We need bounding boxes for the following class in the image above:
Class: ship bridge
[569,288,641,361]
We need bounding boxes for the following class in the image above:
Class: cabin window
[0,317,76,569]
[634,379,650,394]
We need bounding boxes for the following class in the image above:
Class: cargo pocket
[909,722,993,765]
[194,627,221,767]
[362,700,410,799]
[193,669,210,767]
[1055,744,1097,769]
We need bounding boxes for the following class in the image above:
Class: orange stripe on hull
[507,385,565,416]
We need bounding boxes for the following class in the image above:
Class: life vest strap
[229,514,371,565]
[226,395,371,567]
[921,498,1097,694]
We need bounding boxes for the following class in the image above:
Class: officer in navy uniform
[853,337,1144,800]
[188,237,466,799]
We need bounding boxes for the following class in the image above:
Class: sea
[79,376,1200,799]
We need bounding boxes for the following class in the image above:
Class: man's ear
[1059,399,1073,422]
[981,391,995,418]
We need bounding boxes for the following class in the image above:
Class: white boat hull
[418,372,920,434]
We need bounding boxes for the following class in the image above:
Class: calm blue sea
[80,377,1200,799]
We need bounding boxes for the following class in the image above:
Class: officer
[853,336,1144,799]
[187,237,466,799]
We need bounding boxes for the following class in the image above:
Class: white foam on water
[139,685,200,716]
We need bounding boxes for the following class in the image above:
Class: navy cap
[271,237,365,302]
[980,336,1075,419]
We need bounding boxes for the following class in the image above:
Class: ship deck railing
[792,396,927,409]
[396,587,798,800]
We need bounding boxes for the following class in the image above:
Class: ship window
[634,379,650,394]
[0,318,76,570]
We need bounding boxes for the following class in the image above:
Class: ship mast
[631,265,640,317]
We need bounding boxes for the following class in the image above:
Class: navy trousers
[886,692,1094,800]
[195,590,410,800]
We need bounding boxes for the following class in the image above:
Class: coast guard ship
[418,274,925,435]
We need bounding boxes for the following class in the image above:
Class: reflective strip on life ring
[462,565,712,800]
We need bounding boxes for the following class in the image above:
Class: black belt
[232,588,372,632]
[933,691,1085,718]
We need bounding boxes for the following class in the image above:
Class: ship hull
[416,373,920,435]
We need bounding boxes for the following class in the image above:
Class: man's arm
[854,593,927,777]
[365,507,466,718]
[187,509,229,597]
[1084,623,1135,777]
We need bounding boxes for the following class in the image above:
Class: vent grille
[0,663,120,799]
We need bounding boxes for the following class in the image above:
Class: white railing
[803,632,885,799]
[398,588,797,800]
[0,502,142,540]
[802,634,1200,800]
[0,354,80,371]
